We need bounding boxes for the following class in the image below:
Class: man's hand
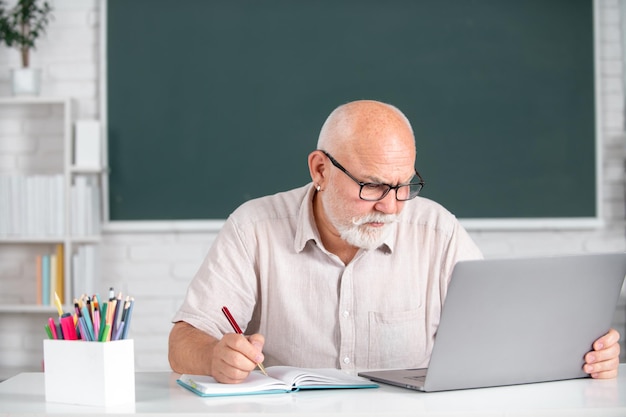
[211,333,265,384]
[584,328,620,379]
[168,321,265,383]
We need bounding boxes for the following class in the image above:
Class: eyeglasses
[320,150,425,201]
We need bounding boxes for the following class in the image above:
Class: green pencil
[99,324,111,342]
[98,302,108,341]
[44,324,53,339]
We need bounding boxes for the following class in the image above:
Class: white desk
[1,365,626,416]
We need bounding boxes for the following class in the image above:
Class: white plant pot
[11,67,42,96]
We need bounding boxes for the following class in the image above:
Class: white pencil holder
[43,339,135,406]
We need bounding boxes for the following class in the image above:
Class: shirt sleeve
[171,214,259,338]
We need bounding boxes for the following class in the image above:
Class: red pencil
[221,306,267,376]
[221,306,243,334]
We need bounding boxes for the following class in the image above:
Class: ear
[308,150,328,189]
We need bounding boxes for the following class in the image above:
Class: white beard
[336,212,397,250]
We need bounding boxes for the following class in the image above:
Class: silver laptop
[359,252,626,392]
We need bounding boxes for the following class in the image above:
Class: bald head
[308,100,418,257]
[317,100,415,160]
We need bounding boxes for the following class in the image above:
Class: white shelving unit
[0,97,104,311]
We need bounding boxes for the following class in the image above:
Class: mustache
[351,213,398,226]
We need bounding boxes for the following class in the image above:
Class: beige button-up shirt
[172,183,483,371]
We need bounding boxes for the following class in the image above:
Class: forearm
[168,321,219,375]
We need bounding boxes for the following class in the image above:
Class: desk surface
[1,365,626,416]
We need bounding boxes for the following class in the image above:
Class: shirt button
[342,310,349,318]
[343,357,351,365]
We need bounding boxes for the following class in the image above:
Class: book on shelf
[36,255,42,305]
[176,366,379,397]
[72,244,97,295]
[37,244,65,305]
[0,175,7,235]
[41,254,50,305]
[74,120,102,169]
[0,174,64,237]
[71,175,101,236]
[0,173,96,237]
[50,254,57,306]
[55,244,64,304]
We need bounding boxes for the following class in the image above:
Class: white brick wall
[0,0,624,378]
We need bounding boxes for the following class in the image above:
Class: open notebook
[177,366,378,397]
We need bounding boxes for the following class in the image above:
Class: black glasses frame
[319,150,425,201]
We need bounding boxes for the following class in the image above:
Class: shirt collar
[294,183,396,255]
[294,184,321,253]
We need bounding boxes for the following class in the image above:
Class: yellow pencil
[53,292,64,317]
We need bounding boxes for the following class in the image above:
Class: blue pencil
[121,297,134,339]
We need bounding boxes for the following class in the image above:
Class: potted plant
[0,0,52,96]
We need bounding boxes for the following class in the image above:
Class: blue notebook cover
[177,366,378,397]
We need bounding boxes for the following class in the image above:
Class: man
[169,100,620,383]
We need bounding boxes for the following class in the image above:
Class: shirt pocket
[367,308,426,369]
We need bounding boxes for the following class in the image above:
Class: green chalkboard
[107,0,596,221]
